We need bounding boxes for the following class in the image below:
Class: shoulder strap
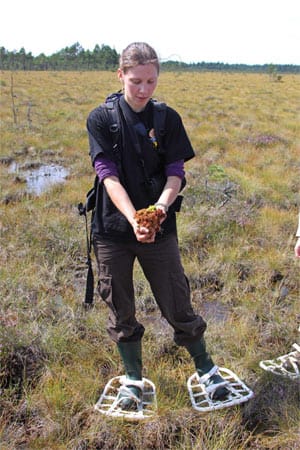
[152,99,167,153]
[78,190,95,309]
[103,92,122,152]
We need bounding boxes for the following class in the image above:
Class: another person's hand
[295,237,300,258]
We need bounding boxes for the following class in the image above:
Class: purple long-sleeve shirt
[94,155,185,182]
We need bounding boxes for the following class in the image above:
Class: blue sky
[1,0,299,65]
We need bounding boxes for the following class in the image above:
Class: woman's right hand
[132,220,156,243]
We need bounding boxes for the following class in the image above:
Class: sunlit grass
[0,70,299,449]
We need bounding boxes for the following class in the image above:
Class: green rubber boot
[185,337,229,400]
[117,341,143,410]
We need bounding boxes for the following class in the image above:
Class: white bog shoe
[187,365,254,412]
[259,343,300,379]
[94,375,157,420]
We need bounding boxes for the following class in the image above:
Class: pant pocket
[98,265,117,315]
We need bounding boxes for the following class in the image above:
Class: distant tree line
[0,43,119,71]
[1,42,299,73]
[161,60,300,74]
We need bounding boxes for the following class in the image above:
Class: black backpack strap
[78,195,95,309]
[152,100,186,195]
[104,92,122,158]
[83,220,94,309]
[152,100,167,153]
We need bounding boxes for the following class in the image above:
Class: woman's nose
[138,84,148,94]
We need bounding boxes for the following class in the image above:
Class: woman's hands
[103,176,167,243]
[133,206,166,243]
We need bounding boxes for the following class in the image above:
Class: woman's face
[118,63,158,112]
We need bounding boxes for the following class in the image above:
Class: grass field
[0,70,299,449]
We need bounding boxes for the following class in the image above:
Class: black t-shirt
[86,95,195,241]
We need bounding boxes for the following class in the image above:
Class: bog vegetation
[0,70,299,449]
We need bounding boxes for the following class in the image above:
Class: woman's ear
[117,68,123,82]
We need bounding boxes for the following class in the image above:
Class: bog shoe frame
[187,365,254,412]
[259,343,300,379]
[94,376,157,420]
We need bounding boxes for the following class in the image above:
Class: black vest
[92,97,177,241]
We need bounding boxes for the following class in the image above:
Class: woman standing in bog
[86,42,253,418]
